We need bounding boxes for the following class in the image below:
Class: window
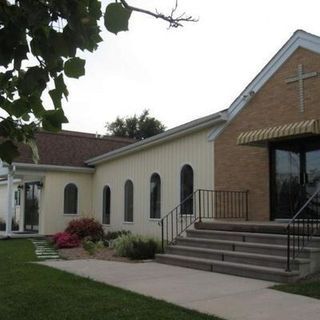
[64,183,78,214]
[150,173,161,219]
[180,165,194,215]
[124,180,134,222]
[102,185,111,224]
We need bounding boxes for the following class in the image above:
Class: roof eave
[10,162,95,173]
[86,111,227,166]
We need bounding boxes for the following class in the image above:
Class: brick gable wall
[214,48,320,220]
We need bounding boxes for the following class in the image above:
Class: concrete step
[166,245,310,274]
[195,221,320,235]
[156,253,300,283]
[186,229,320,247]
[176,236,320,259]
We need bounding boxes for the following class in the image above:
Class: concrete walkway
[40,259,320,320]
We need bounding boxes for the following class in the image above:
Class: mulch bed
[58,246,139,263]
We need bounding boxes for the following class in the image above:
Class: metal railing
[286,188,320,271]
[160,189,249,252]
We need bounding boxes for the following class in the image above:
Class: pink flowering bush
[65,218,104,241]
[52,232,80,249]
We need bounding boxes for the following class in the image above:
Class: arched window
[150,173,161,219]
[103,185,111,224]
[124,180,134,222]
[180,165,194,215]
[64,183,78,214]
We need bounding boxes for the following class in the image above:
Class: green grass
[0,239,224,320]
[273,280,320,300]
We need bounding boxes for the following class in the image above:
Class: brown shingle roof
[14,130,135,167]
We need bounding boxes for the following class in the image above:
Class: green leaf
[49,74,68,108]
[55,74,69,99]
[0,140,19,164]
[42,109,68,132]
[89,0,102,19]
[49,88,62,109]
[14,43,29,70]
[64,57,86,79]
[19,67,49,96]
[29,94,45,117]
[104,3,132,35]
[10,97,29,118]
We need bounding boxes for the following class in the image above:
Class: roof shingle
[14,130,134,167]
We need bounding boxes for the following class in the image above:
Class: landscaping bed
[52,217,162,262]
[58,245,139,263]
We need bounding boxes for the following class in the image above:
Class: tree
[0,0,197,163]
[106,109,166,140]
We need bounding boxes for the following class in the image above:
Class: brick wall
[215,48,320,220]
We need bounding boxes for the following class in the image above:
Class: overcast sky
[58,0,320,134]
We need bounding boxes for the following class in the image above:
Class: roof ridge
[37,129,135,143]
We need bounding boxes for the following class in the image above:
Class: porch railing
[160,189,249,252]
[286,188,320,271]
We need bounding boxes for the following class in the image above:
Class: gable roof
[12,30,320,170]
[14,130,134,168]
[208,29,320,140]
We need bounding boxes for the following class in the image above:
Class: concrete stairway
[156,221,320,283]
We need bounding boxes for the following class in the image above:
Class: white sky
[58,0,320,134]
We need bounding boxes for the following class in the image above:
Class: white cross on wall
[285,64,318,112]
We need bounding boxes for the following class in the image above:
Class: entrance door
[271,138,320,219]
[24,182,40,232]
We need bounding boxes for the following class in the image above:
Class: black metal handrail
[160,189,249,252]
[286,187,320,271]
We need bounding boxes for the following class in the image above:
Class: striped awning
[237,119,320,146]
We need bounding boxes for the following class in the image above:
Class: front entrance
[24,182,40,232]
[270,137,320,219]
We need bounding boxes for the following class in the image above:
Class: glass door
[271,144,303,219]
[271,138,320,220]
[24,182,40,232]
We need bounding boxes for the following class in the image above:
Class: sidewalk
[41,259,320,320]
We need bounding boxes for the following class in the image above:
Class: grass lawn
[0,239,224,320]
[273,280,320,300]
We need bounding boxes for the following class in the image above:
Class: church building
[1,29,320,246]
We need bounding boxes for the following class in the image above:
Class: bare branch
[120,0,198,28]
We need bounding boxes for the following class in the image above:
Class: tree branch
[120,0,198,28]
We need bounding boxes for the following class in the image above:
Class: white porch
[0,163,44,237]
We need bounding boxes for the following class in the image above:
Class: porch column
[5,166,14,236]
[19,185,24,232]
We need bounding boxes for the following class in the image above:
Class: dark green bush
[128,238,159,260]
[104,230,131,241]
[113,234,160,260]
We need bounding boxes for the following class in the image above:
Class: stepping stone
[31,239,60,260]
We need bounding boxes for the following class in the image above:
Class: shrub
[113,233,135,256]
[113,233,160,260]
[129,238,159,260]
[65,218,104,241]
[83,239,105,255]
[52,232,80,249]
[103,230,131,247]
[82,239,96,255]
